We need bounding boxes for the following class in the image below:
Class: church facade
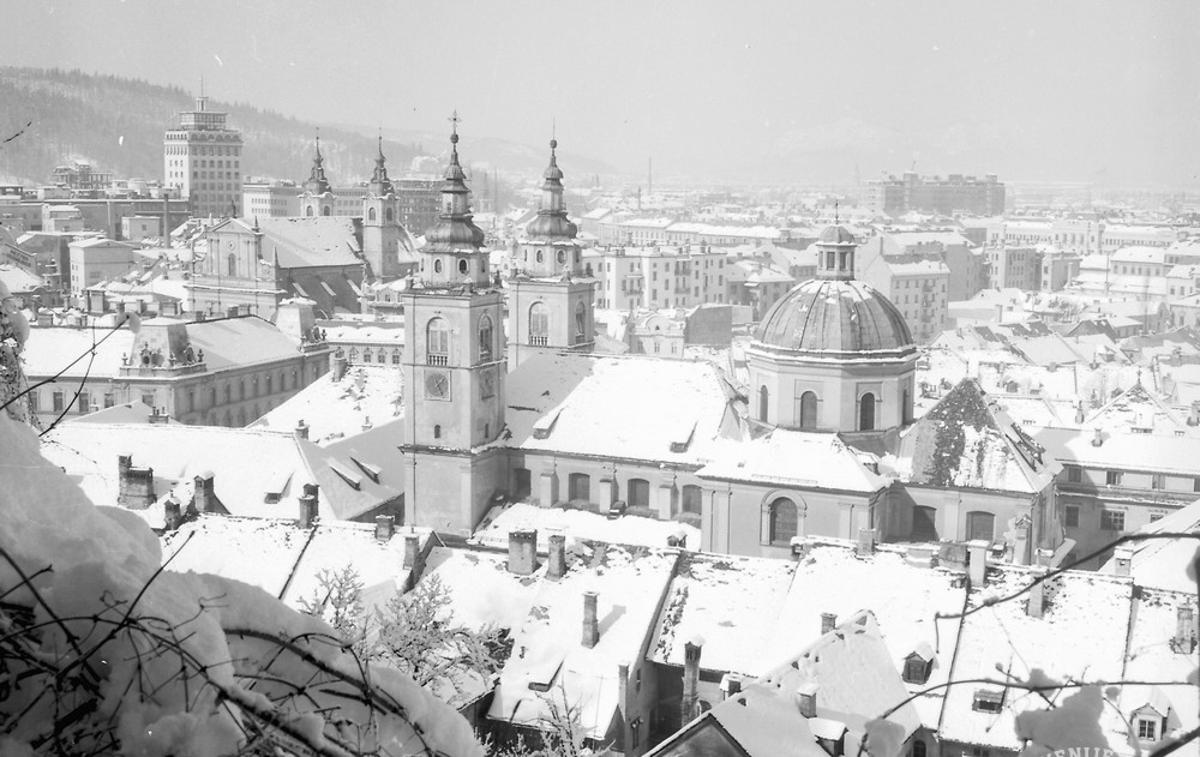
[398,128,1063,566]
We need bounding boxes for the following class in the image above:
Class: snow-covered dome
[753,278,915,358]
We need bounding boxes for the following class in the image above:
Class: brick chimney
[856,527,877,556]
[1113,547,1133,577]
[298,483,319,527]
[403,533,422,569]
[117,455,156,509]
[547,532,567,579]
[821,612,838,634]
[796,681,818,718]
[1173,605,1196,653]
[1026,566,1047,618]
[192,472,217,513]
[331,355,348,382]
[967,539,989,586]
[375,515,395,541]
[294,419,309,440]
[681,635,704,724]
[163,499,182,531]
[720,673,743,700]
[582,591,600,648]
[1091,427,1104,447]
[508,529,538,575]
[148,407,169,424]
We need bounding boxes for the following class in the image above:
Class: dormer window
[1136,717,1158,741]
[972,689,1004,713]
[902,645,934,684]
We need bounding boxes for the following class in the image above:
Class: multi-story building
[585,244,729,311]
[242,180,302,218]
[20,304,330,427]
[857,239,951,343]
[68,237,140,298]
[865,172,1006,217]
[871,230,986,302]
[163,95,244,218]
[987,245,1041,290]
[50,162,112,192]
[1038,246,1083,292]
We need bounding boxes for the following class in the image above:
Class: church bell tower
[399,115,506,534]
[299,132,336,217]
[507,137,595,370]
[362,135,407,281]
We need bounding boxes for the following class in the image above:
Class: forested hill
[0,67,422,186]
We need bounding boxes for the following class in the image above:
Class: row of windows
[758,387,891,431]
[165,144,241,157]
[337,347,402,365]
[1064,505,1167,532]
[1065,465,1200,491]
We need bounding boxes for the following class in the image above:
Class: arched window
[859,392,876,431]
[574,301,586,342]
[627,478,650,509]
[434,259,443,274]
[385,207,394,222]
[305,205,314,217]
[433,425,441,439]
[529,302,549,345]
[322,205,331,216]
[568,473,591,503]
[458,258,468,275]
[902,389,912,424]
[966,511,995,542]
[426,317,449,364]
[768,497,799,545]
[478,314,494,362]
[265,375,273,394]
[557,249,566,264]
[799,391,818,430]
[363,349,373,363]
[681,485,703,515]
[911,740,928,757]
[368,207,377,222]
[536,250,544,263]
[759,385,769,422]
[227,254,237,277]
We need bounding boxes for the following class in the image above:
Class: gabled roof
[505,353,747,466]
[892,378,1057,494]
[1100,496,1200,593]
[253,364,403,444]
[697,430,889,493]
[253,217,363,269]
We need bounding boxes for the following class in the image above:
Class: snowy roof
[20,325,134,378]
[419,546,544,633]
[253,364,403,444]
[939,567,1133,750]
[697,430,888,493]
[766,542,967,730]
[0,264,45,293]
[1118,587,1199,747]
[753,609,922,740]
[253,216,363,268]
[470,502,699,552]
[891,378,1057,494]
[648,551,796,675]
[505,353,747,466]
[486,543,679,740]
[885,230,974,248]
[43,422,399,523]
[1036,426,1199,476]
[886,259,950,276]
[1110,246,1167,264]
[1099,497,1200,593]
[1082,381,1193,436]
[64,400,172,425]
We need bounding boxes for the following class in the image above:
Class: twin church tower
[399,121,593,530]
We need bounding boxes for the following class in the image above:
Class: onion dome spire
[369,131,394,196]
[424,112,485,251]
[305,129,331,194]
[526,135,577,240]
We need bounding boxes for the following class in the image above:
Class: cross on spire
[449,110,461,135]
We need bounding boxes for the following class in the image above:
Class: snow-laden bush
[0,409,483,757]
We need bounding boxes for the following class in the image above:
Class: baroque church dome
[754,278,914,358]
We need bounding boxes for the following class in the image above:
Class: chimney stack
[331,355,348,382]
[856,527,877,556]
[796,681,818,718]
[294,419,309,440]
[547,532,567,579]
[1174,605,1197,653]
[298,483,319,527]
[192,472,216,513]
[719,673,743,700]
[375,515,395,542]
[582,591,600,648]
[681,635,704,724]
[1189,401,1200,427]
[163,499,182,531]
[1113,547,1133,577]
[1074,403,1086,424]
[403,533,421,569]
[117,455,156,509]
[1091,427,1104,447]
[507,529,538,575]
[967,539,989,586]
[1026,567,1047,618]
[820,612,838,634]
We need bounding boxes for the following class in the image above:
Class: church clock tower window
[529,302,549,346]
[426,318,450,365]
[478,315,494,362]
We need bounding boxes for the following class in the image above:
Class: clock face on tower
[425,370,450,400]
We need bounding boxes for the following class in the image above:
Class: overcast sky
[9,0,1200,186]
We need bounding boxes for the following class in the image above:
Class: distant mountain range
[0,67,612,189]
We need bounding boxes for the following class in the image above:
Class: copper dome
[754,278,915,358]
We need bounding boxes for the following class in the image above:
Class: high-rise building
[865,172,1005,217]
[163,95,244,219]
